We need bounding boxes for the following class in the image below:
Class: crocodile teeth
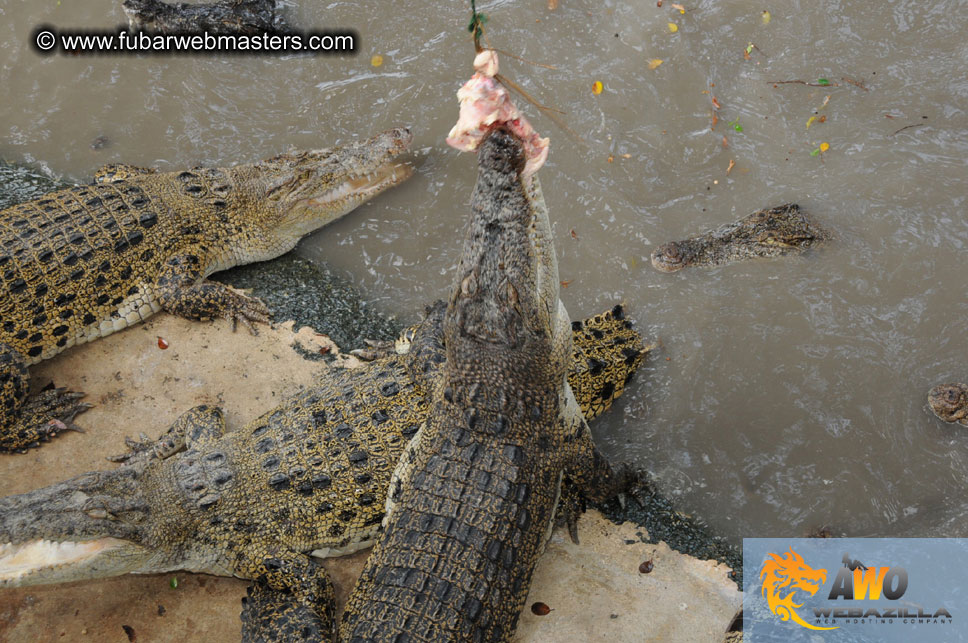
[0,538,128,584]
[305,162,412,207]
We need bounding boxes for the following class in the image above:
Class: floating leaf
[169,577,179,589]
[745,43,754,54]
[806,115,816,129]
[817,78,830,86]
[729,120,743,133]
[648,58,664,70]
[671,3,686,13]
[531,602,552,616]
[810,147,821,156]
[592,80,604,95]
[722,135,728,148]
[667,22,679,33]
[711,96,721,110]
[819,142,830,152]
[607,154,614,163]
[370,54,383,67]
[761,10,771,24]
[726,159,735,175]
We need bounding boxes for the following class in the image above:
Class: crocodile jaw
[0,538,149,587]
[287,160,413,238]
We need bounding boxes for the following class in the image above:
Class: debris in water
[592,80,604,95]
[761,10,771,24]
[726,159,735,175]
[648,58,664,70]
[370,54,383,67]
[667,22,679,33]
[769,79,841,87]
[169,576,178,589]
[90,135,109,150]
[122,624,136,642]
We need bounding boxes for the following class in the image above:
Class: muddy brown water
[1,0,967,545]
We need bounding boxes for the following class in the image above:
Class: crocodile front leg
[109,404,227,464]
[155,254,271,334]
[239,550,336,643]
[0,343,88,453]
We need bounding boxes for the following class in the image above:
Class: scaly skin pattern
[0,303,647,599]
[650,203,829,273]
[928,383,968,426]
[122,0,276,35]
[338,129,630,643]
[0,127,412,452]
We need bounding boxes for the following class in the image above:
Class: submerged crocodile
[0,127,412,452]
[333,128,633,642]
[0,299,647,605]
[122,0,276,35]
[928,383,968,426]
[650,203,828,273]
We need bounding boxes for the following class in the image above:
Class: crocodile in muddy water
[650,203,829,273]
[928,383,968,427]
[0,127,412,452]
[123,0,277,35]
[333,128,635,642]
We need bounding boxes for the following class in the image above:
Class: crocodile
[0,127,412,452]
[0,299,647,601]
[122,0,277,35]
[928,383,968,426]
[650,203,828,273]
[332,127,633,643]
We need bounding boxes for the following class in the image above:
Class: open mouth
[0,538,130,585]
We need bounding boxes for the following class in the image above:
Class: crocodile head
[928,383,968,425]
[651,203,827,272]
[224,127,414,265]
[447,127,563,368]
[0,466,177,587]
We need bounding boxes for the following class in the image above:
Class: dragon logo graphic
[760,547,838,631]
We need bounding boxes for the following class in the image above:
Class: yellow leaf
[592,80,604,95]
[648,58,664,70]
[370,54,383,67]
[806,116,816,129]
[668,22,679,33]
[819,142,830,152]
[671,3,686,12]
[761,10,771,24]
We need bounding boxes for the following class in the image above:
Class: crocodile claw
[350,339,397,362]
[1,387,90,453]
[223,287,272,336]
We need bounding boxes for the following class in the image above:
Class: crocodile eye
[661,245,681,261]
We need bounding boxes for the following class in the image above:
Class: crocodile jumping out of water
[650,203,829,273]
[0,127,412,452]
[333,128,634,642]
[0,299,648,610]
[928,383,968,427]
[122,0,276,35]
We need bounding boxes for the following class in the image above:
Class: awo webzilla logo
[759,546,954,630]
